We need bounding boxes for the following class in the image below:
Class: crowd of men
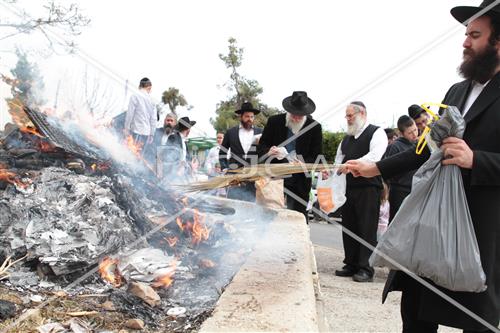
[121,1,500,331]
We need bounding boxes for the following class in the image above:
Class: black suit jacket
[378,72,500,330]
[257,113,323,200]
[219,126,262,170]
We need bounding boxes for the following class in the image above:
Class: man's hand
[123,129,130,137]
[321,170,330,180]
[269,146,280,156]
[345,160,381,177]
[147,135,153,144]
[441,137,473,169]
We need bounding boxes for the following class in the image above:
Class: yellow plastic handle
[414,103,447,155]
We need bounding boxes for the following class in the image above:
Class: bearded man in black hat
[257,91,322,220]
[219,102,263,202]
[346,1,500,331]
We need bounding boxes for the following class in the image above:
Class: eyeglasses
[345,111,360,119]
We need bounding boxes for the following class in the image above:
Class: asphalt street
[309,219,343,250]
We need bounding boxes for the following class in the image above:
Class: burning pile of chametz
[0,107,274,332]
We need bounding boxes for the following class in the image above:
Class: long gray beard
[285,113,307,134]
[346,117,365,136]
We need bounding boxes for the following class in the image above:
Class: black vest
[341,124,383,189]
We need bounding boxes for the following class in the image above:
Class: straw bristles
[178,163,343,192]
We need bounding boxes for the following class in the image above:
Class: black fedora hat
[451,0,500,25]
[408,104,426,120]
[176,116,196,130]
[235,102,261,115]
[282,91,316,115]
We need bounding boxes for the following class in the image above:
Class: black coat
[383,137,417,190]
[378,72,500,331]
[219,126,262,170]
[257,113,322,200]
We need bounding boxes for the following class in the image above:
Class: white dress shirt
[335,122,388,164]
[124,90,156,136]
[462,80,489,117]
[160,132,171,145]
[239,125,254,157]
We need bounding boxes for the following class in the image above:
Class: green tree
[210,37,280,133]
[322,130,345,162]
[10,49,45,107]
[161,87,189,116]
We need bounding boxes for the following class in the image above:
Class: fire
[98,257,123,287]
[191,210,210,246]
[151,261,177,288]
[176,217,184,231]
[125,135,143,157]
[37,139,56,152]
[176,211,211,245]
[91,164,97,172]
[0,169,30,189]
[166,236,178,247]
[20,126,43,138]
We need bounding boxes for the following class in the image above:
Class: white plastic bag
[316,172,346,214]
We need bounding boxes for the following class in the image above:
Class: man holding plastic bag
[346,2,500,331]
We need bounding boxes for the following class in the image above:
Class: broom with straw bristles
[177,162,344,192]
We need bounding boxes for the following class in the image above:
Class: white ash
[0,167,146,276]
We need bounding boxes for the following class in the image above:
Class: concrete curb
[200,208,319,332]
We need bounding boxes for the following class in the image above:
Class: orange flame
[37,140,56,152]
[151,261,177,288]
[125,135,143,157]
[176,217,184,232]
[191,214,210,245]
[0,169,31,188]
[19,126,43,138]
[166,236,178,247]
[98,257,123,287]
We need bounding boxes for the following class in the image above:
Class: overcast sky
[0,0,470,137]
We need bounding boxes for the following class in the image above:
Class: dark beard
[163,125,173,135]
[241,121,253,130]
[458,44,499,83]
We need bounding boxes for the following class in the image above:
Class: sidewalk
[312,225,460,332]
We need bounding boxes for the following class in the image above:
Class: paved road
[309,220,343,250]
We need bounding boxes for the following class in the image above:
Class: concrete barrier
[200,206,321,332]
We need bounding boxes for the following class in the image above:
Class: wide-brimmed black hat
[176,116,196,130]
[235,102,261,115]
[282,91,316,115]
[451,0,500,25]
[408,104,426,120]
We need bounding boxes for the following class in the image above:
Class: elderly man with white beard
[333,101,388,282]
[257,91,323,221]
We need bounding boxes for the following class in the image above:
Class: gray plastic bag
[369,106,486,292]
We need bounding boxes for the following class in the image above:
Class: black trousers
[284,176,310,222]
[389,186,411,223]
[400,276,494,333]
[341,186,381,275]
